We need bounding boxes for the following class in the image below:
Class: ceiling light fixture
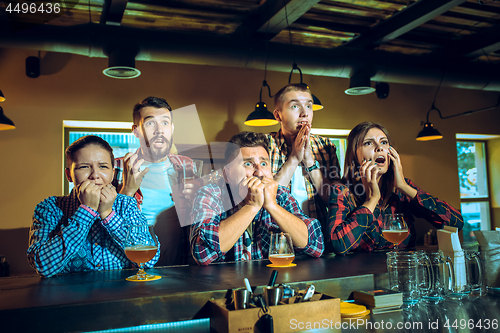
[345,71,375,95]
[416,98,500,141]
[417,73,500,141]
[0,90,15,131]
[103,48,141,79]
[283,3,322,111]
[245,80,279,127]
[288,63,323,111]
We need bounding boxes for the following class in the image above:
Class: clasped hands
[239,176,279,211]
[77,181,116,219]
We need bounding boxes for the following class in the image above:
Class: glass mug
[418,250,455,300]
[386,251,433,304]
[448,250,484,299]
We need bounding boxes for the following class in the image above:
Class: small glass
[124,225,161,282]
[268,232,295,267]
[382,213,409,251]
[183,159,203,183]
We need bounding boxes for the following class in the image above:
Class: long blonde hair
[343,122,395,209]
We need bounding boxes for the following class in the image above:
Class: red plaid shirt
[328,178,464,255]
[190,179,324,265]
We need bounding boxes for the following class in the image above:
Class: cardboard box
[208,292,340,333]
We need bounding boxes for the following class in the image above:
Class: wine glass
[124,225,161,282]
[268,232,295,267]
[382,214,409,251]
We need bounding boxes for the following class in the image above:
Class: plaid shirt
[328,178,464,255]
[27,190,160,278]
[190,179,324,265]
[113,152,194,265]
[267,130,340,250]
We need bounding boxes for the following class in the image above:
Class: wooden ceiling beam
[235,0,321,40]
[438,24,500,59]
[100,0,129,26]
[342,0,467,49]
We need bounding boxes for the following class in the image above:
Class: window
[311,128,349,178]
[63,121,139,194]
[456,140,491,244]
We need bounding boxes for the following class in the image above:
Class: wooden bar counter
[1,251,499,333]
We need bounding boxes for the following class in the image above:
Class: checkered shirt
[190,178,324,265]
[27,190,160,277]
[328,178,464,255]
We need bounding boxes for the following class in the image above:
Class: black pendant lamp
[245,80,279,127]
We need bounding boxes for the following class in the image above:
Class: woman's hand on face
[77,180,101,211]
[388,146,406,189]
[98,184,117,219]
[359,159,381,202]
[388,146,417,199]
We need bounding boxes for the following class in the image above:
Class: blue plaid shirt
[27,189,160,277]
[190,179,324,265]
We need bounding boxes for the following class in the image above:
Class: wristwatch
[306,160,320,173]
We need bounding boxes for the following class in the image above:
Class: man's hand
[98,184,117,219]
[261,177,279,211]
[120,152,149,196]
[77,180,101,211]
[240,176,265,209]
[182,179,204,201]
[289,123,311,164]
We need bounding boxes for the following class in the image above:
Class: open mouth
[375,156,386,165]
[297,121,309,128]
[152,138,167,148]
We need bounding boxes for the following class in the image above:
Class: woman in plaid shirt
[328,122,463,255]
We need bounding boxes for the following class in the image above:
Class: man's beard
[145,135,171,162]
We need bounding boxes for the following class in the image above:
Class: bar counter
[1,251,499,333]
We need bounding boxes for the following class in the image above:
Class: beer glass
[382,214,409,251]
[124,225,161,282]
[268,232,295,267]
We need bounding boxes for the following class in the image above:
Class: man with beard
[113,96,198,266]
[267,84,341,252]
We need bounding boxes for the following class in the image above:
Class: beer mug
[464,250,485,295]
[387,251,433,304]
[447,250,483,299]
[418,250,455,300]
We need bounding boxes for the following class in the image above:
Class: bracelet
[306,160,320,172]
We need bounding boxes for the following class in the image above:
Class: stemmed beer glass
[124,225,161,282]
[382,214,409,251]
[268,232,296,267]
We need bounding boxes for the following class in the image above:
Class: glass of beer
[382,214,409,251]
[124,225,161,281]
[269,232,295,266]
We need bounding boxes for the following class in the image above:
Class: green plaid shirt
[267,130,341,234]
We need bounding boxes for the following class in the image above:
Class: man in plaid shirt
[190,132,324,265]
[268,84,341,251]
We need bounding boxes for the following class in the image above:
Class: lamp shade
[0,107,15,131]
[345,72,375,95]
[103,49,141,79]
[416,122,442,141]
[0,90,5,102]
[312,94,323,111]
[245,102,279,127]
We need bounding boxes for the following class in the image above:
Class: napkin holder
[474,230,500,288]
[437,227,467,290]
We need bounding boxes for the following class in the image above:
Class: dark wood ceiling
[3,0,500,65]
